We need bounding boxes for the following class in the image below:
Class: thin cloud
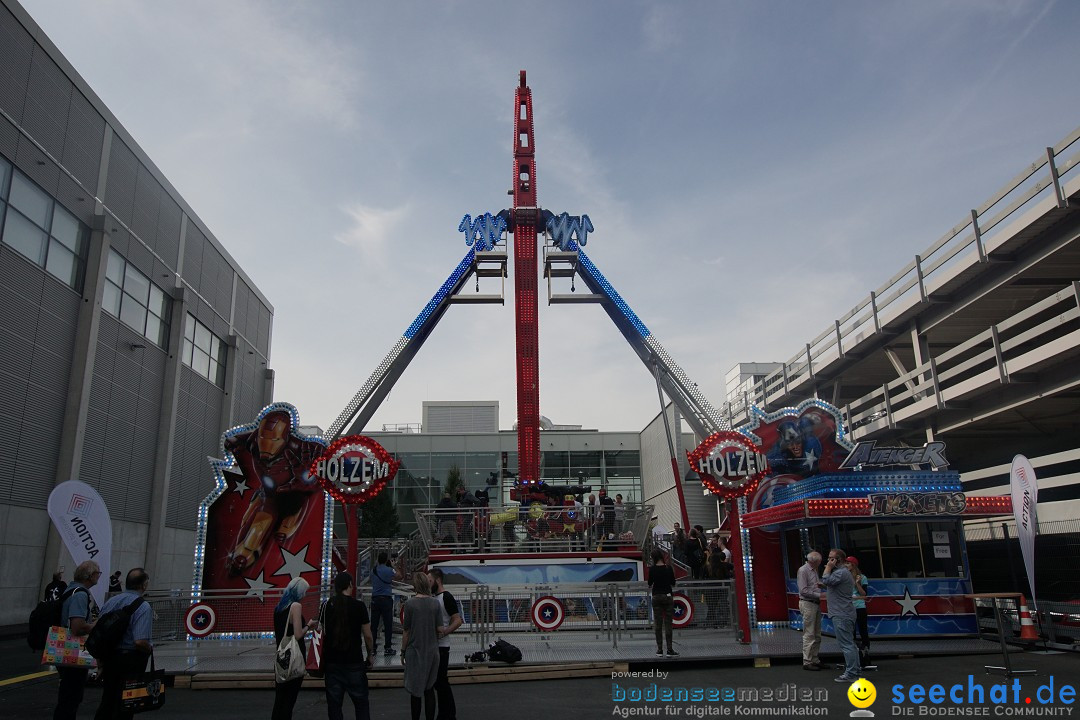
[334,203,410,269]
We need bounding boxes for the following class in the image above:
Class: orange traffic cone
[1018,595,1039,641]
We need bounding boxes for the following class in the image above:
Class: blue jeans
[324,663,370,720]
[371,596,394,652]
[832,616,861,678]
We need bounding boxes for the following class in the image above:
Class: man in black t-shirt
[322,572,374,720]
[44,570,67,602]
[429,568,462,720]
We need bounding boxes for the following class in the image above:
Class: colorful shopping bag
[40,625,97,668]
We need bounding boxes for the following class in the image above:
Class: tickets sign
[310,435,399,505]
[687,431,768,499]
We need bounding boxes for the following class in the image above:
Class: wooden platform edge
[187,662,616,690]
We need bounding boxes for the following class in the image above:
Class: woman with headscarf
[272,577,316,720]
[401,572,441,720]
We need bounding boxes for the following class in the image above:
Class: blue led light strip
[327,249,476,439]
[575,245,650,337]
[573,242,728,432]
[771,471,963,506]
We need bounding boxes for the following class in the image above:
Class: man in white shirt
[796,551,823,671]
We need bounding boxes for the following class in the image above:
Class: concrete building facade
[0,0,273,624]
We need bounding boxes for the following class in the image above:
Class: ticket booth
[740,469,1013,636]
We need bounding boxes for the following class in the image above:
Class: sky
[19,0,1080,434]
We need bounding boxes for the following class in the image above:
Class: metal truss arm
[328,250,479,439]
[565,242,729,439]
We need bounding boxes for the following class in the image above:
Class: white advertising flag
[47,481,112,608]
[1009,455,1039,609]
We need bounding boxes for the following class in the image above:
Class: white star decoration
[231,477,250,495]
[273,544,318,580]
[896,587,923,617]
[244,572,274,600]
[802,450,818,470]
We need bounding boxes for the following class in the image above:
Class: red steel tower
[512,71,540,484]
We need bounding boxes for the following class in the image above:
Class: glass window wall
[0,164,89,291]
[103,249,171,348]
[181,313,225,386]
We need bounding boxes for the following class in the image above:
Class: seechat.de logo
[890,676,1075,715]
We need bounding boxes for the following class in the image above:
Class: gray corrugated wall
[0,249,78,506]
[165,368,224,529]
[76,314,164,522]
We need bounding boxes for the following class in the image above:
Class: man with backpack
[93,568,153,719]
[53,561,100,720]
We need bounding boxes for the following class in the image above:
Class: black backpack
[486,638,522,664]
[27,586,87,651]
[85,597,145,660]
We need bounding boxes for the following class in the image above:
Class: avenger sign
[687,431,768,499]
[311,435,399,505]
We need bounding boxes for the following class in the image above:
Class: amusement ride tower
[325,71,728,512]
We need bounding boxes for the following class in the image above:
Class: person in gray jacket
[821,548,860,683]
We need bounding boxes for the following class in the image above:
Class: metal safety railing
[414,505,653,555]
[141,587,405,643]
[464,580,735,649]
[143,580,736,649]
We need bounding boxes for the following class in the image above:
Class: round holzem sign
[686,431,768,500]
[310,435,400,505]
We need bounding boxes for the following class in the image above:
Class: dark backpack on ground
[27,586,87,651]
[486,638,522,664]
[85,597,145,660]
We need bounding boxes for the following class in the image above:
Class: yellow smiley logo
[847,678,876,709]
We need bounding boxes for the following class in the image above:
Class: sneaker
[835,675,857,684]
[384,648,395,656]
[666,650,680,657]
[803,664,821,671]
[655,650,665,657]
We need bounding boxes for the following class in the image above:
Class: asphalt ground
[2,638,1078,719]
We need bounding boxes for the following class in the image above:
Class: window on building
[182,313,226,387]
[920,522,964,578]
[0,156,10,213]
[838,523,883,578]
[0,166,89,291]
[103,249,171,348]
[784,524,832,577]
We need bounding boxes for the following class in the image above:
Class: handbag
[121,651,166,714]
[41,625,98,668]
[275,631,306,683]
[305,601,326,677]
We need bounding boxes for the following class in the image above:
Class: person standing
[686,528,705,580]
[797,551,823,671]
[107,572,122,596]
[401,573,441,720]
[429,569,461,720]
[271,577,316,720]
[94,568,153,720]
[371,552,398,656]
[822,548,860,683]
[322,572,374,720]
[648,549,678,657]
[53,561,99,720]
[847,556,871,659]
[44,570,68,602]
[598,490,615,542]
